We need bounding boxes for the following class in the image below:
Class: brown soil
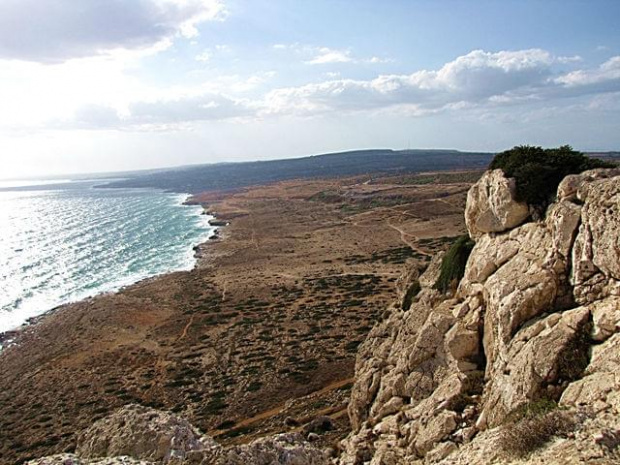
[0,171,479,463]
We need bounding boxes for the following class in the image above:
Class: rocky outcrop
[218,434,329,465]
[570,171,620,304]
[30,406,327,465]
[77,404,217,464]
[338,168,620,464]
[27,455,155,464]
[464,169,529,239]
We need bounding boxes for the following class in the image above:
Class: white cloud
[195,49,212,62]
[0,0,227,63]
[263,49,620,117]
[555,56,620,87]
[5,48,620,133]
[367,56,394,64]
[305,47,353,64]
[71,94,255,130]
[274,43,391,66]
[557,55,582,64]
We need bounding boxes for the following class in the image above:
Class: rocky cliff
[338,167,620,464]
[29,167,620,464]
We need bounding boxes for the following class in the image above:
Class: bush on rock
[489,145,614,210]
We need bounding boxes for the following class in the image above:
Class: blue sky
[1,0,619,178]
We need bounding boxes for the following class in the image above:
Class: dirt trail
[178,314,195,341]
[386,220,431,257]
[210,377,354,436]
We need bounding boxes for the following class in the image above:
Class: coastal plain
[0,171,481,464]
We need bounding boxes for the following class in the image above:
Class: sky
[1,0,620,179]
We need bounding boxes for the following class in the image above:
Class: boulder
[418,251,445,290]
[33,408,327,465]
[589,297,620,341]
[557,168,620,201]
[464,170,529,239]
[76,404,217,464]
[463,222,560,374]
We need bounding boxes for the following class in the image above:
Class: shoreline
[0,174,475,463]
[0,195,224,349]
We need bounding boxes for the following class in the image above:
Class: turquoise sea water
[0,180,213,333]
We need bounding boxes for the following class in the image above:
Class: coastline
[0,174,474,463]
[0,194,222,349]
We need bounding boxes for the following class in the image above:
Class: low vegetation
[434,235,475,293]
[499,399,576,457]
[102,149,493,193]
[489,145,614,209]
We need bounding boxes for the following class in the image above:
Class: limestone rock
[545,200,582,260]
[215,433,328,465]
[413,409,458,455]
[347,309,410,431]
[340,169,620,463]
[474,223,559,373]
[561,331,620,414]
[588,296,620,341]
[481,307,591,427]
[32,409,327,465]
[76,404,217,464]
[418,251,445,290]
[425,442,457,463]
[26,455,155,465]
[464,169,529,239]
[396,263,420,309]
[434,409,620,465]
[557,168,620,201]
[571,174,620,304]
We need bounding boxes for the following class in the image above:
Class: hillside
[101,149,494,193]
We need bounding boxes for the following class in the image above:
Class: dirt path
[178,314,195,341]
[386,220,431,257]
[210,377,354,436]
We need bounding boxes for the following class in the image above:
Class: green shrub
[247,381,262,392]
[504,398,559,424]
[489,145,614,209]
[434,235,475,293]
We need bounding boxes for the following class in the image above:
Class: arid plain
[0,171,481,464]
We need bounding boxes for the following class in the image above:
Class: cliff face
[338,167,620,464]
[29,168,620,465]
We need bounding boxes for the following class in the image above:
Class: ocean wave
[0,183,214,333]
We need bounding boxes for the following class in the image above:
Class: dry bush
[499,404,576,457]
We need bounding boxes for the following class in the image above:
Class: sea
[0,179,214,334]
